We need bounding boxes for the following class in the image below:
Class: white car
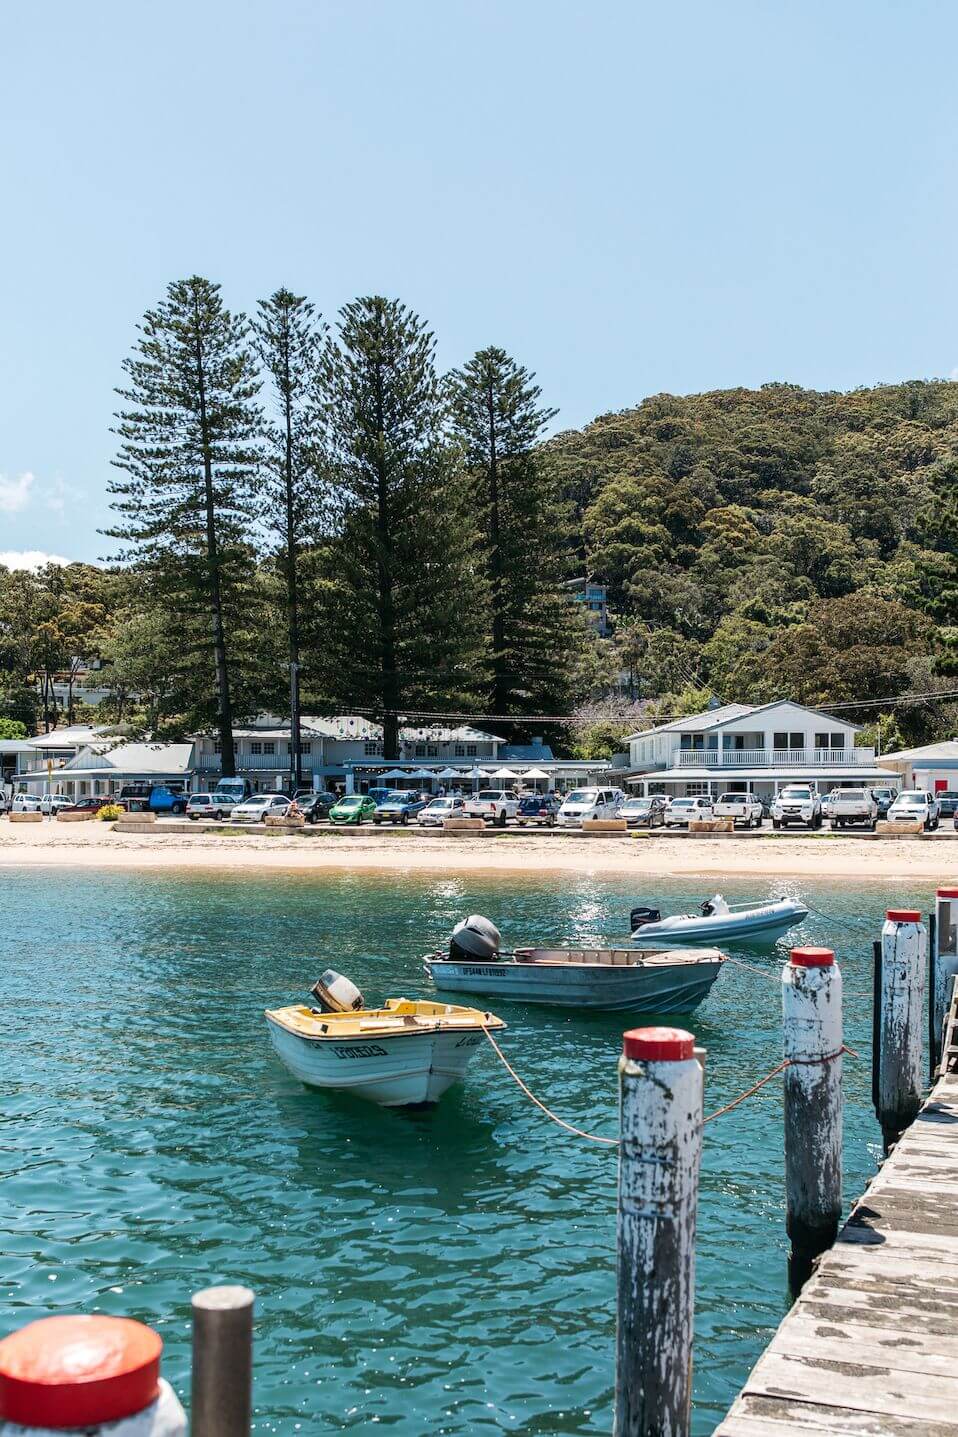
[825,787,878,830]
[462,789,520,825]
[556,787,623,827]
[231,794,293,824]
[713,792,763,828]
[663,795,715,827]
[771,785,823,830]
[40,793,74,815]
[887,790,940,830]
[187,792,239,821]
[417,796,466,826]
[11,794,43,813]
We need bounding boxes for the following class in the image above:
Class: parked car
[63,796,129,814]
[119,783,189,815]
[663,795,715,827]
[187,792,239,821]
[11,794,43,813]
[936,791,958,819]
[771,785,823,830]
[299,791,337,823]
[713,792,763,828]
[373,791,430,825]
[417,795,466,826]
[887,790,940,830]
[516,793,561,827]
[365,787,393,806]
[329,794,378,825]
[825,787,878,830]
[463,789,521,826]
[556,787,622,827]
[232,794,293,824]
[868,786,899,817]
[619,795,667,828]
[40,793,74,815]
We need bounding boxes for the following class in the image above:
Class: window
[466,743,477,756]
[427,745,438,758]
[302,743,311,755]
[685,782,709,796]
[455,744,465,756]
[364,742,382,757]
[213,741,221,755]
[815,732,829,750]
[415,744,426,757]
[251,741,262,755]
[774,732,804,751]
[263,742,275,755]
[830,733,845,749]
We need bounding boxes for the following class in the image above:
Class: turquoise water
[0,868,934,1432]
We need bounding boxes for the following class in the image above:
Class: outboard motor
[310,969,364,1013]
[449,914,502,963]
[630,906,662,931]
[701,893,729,918]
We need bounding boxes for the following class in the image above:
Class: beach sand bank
[0,819,955,882]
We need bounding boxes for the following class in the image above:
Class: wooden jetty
[716,982,958,1436]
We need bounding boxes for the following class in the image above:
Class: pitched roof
[63,742,194,774]
[626,698,861,742]
[883,739,958,763]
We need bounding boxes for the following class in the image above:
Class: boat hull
[425,953,723,1012]
[266,1014,485,1106]
[632,902,808,945]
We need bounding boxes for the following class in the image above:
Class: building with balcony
[624,699,901,800]
[565,578,609,636]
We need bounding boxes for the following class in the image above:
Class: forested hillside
[549,380,958,744]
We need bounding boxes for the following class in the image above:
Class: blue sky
[2,0,957,566]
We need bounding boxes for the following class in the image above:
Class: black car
[299,791,337,823]
[937,790,958,818]
[516,793,561,826]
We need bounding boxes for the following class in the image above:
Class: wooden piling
[782,947,842,1293]
[933,888,958,1072]
[876,909,926,1149]
[191,1285,254,1437]
[614,1026,702,1437]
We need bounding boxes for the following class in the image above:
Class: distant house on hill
[624,699,900,801]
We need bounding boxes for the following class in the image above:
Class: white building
[13,740,194,801]
[880,739,958,795]
[625,700,901,801]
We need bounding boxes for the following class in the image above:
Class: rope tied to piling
[482,1022,859,1144]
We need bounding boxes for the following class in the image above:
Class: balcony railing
[195,753,320,772]
[676,748,874,768]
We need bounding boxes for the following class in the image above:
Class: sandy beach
[0,818,955,882]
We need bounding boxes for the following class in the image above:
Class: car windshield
[191,795,212,803]
[339,796,363,807]
[476,790,501,801]
[719,794,745,803]
[782,789,812,799]
[838,791,865,801]
[565,790,597,804]
[623,799,648,809]
[898,794,926,805]
[672,799,694,809]
[428,799,452,809]
[245,797,270,806]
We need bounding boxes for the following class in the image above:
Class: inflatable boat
[629,893,808,945]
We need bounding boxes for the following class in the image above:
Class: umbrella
[437,767,461,779]
[381,768,408,780]
[523,767,550,780]
[411,767,435,780]
[468,766,486,778]
[491,767,518,779]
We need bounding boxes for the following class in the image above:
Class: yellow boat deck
[265,997,505,1040]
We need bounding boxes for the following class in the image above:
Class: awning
[523,767,550,780]
[380,768,408,780]
[437,767,461,778]
[491,767,519,779]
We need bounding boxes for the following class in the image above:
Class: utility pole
[289,660,301,794]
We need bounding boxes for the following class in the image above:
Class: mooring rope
[482,1024,859,1144]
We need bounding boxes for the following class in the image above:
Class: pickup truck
[713,792,763,828]
[462,789,520,826]
[120,783,188,815]
[771,785,823,830]
[825,787,878,830]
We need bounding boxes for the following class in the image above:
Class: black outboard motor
[630,906,662,931]
[449,914,502,962]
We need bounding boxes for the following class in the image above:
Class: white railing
[195,753,320,772]
[676,748,874,768]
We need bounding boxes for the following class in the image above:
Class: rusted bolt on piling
[782,946,843,1295]
[615,1026,703,1437]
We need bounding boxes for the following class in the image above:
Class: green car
[328,794,378,825]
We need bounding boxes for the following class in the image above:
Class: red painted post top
[937,888,958,899]
[887,909,921,923]
[0,1315,162,1428]
[623,1026,695,1061]
[790,946,835,968]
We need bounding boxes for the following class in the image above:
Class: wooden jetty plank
[744,1351,958,1424]
[771,1312,958,1374]
[715,1393,958,1435]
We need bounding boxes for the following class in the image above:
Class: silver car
[187,792,239,821]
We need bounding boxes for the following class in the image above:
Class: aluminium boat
[424,915,724,1012]
[629,892,808,945]
[265,968,504,1106]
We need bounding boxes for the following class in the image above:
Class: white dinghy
[630,892,808,945]
[266,969,504,1107]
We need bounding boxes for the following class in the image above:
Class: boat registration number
[333,1044,387,1058]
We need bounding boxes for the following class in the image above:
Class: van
[556,787,622,827]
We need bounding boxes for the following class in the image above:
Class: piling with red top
[782,946,843,1294]
[614,1026,703,1437]
[0,1313,185,1434]
[933,888,958,1069]
[877,909,926,1149]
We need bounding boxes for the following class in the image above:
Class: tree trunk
[486,376,507,712]
[283,331,302,791]
[193,314,236,778]
[374,370,400,759]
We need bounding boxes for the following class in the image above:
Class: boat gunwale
[264,1006,505,1043]
[423,948,726,971]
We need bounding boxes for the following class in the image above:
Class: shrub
[97,803,124,821]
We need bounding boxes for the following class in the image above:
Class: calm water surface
[0,868,933,1432]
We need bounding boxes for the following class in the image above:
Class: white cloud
[0,549,72,571]
[0,471,36,513]
[950,367,958,382]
